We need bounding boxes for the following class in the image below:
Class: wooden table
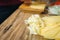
[0,8,52,40]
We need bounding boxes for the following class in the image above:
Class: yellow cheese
[41,16,60,39]
[25,15,60,39]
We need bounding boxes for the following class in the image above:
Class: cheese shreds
[25,15,60,40]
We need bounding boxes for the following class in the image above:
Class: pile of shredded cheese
[25,14,60,40]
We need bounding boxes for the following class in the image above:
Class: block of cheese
[19,2,46,13]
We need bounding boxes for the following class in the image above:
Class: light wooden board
[0,8,54,40]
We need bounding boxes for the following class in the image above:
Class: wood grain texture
[0,9,20,38]
[0,8,54,40]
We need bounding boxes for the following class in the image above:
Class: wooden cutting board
[0,6,53,40]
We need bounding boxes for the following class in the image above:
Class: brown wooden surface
[0,8,53,40]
